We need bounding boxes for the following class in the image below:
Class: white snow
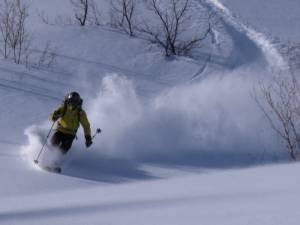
[1,163,300,225]
[218,0,300,42]
[0,0,300,224]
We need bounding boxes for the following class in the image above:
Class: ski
[34,160,62,173]
[43,166,62,174]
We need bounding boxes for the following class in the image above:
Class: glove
[85,135,93,148]
[52,114,59,122]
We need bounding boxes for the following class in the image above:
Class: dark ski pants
[51,131,75,154]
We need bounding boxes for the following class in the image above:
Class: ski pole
[34,121,56,164]
[92,128,101,140]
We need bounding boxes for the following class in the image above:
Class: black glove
[85,135,93,148]
[52,114,59,122]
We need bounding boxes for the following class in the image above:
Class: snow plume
[21,124,64,168]
[85,73,284,168]
[87,74,143,155]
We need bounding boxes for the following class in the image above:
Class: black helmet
[66,91,82,106]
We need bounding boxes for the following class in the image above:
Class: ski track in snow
[0,0,286,103]
[205,0,287,71]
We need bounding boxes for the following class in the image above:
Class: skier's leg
[59,134,75,155]
[51,132,72,169]
[40,131,63,167]
[50,131,62,147]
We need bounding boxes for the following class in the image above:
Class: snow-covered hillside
[219,0,300,42]
[1,0,300,224]
[2,162,300,225]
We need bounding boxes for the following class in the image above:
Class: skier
[50,91,93,155]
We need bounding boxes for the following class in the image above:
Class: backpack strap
[73,107,83,140]
[61,95,68,117]
[77,106,82,123]
[61,102,67,117]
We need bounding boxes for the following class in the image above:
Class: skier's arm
[49,106,63,121]
[79,110,91,137]
[79,110,92,147]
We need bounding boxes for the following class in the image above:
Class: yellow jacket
[50,105,91,137]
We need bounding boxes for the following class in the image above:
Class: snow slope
[0,0,299,224]
[1,163,300,225]
[219,0,300,42]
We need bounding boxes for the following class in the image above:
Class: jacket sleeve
[79,110,91,137]
[49,105,64,121]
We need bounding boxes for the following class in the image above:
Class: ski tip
[56,168,62,173]
[34,160,39,164]
[44,166,62,174]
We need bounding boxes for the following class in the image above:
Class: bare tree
[110,0,136,36]
[139,0,212,57]
[281,42,300,74]
[88,0,101,26]
[0,0,15,58]
[70,0,101,26]
[0,0,31,64]
[256,71,300,161]
[70,0,89,26]
[36,42,57,68]
[13,0,30,64]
